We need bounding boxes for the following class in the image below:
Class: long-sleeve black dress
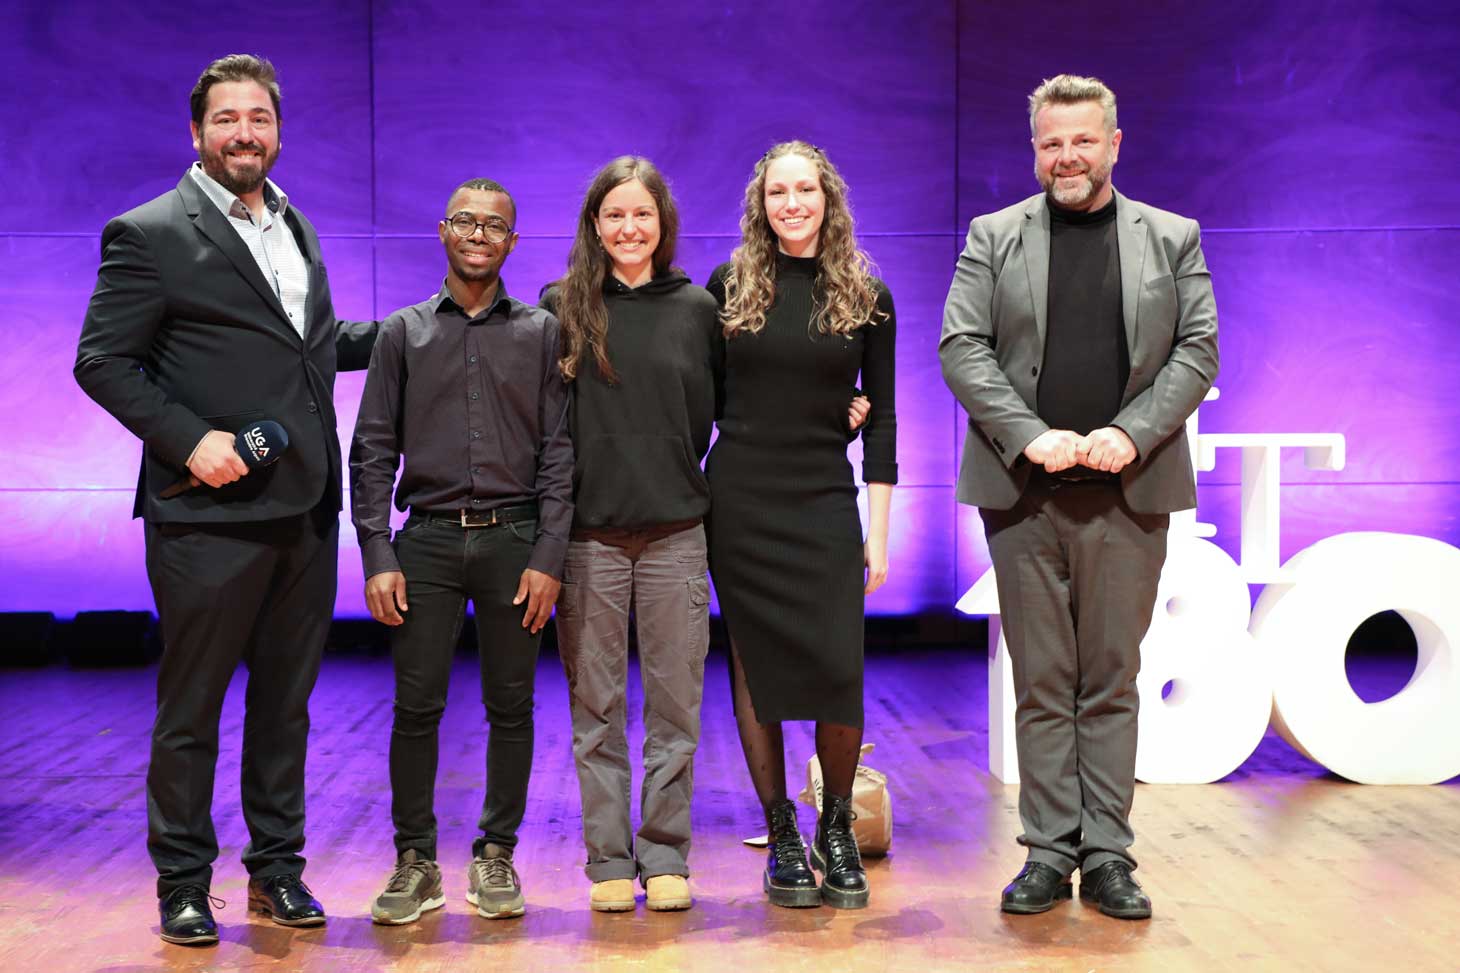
[705,253,897,727]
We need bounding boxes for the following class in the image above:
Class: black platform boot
[811,793,868,909]
[764,799,821,908]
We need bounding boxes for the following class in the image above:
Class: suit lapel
[1115,189,1147,356]
[287,208,321,267]
[177,175,299,340]
[1020,197,1050,349]
[285,208,321,342]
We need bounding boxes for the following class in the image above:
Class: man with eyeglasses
[350,178,572,925]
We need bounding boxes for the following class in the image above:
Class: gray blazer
[940,190,1219,514]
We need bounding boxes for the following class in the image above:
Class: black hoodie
[542,270,719,528]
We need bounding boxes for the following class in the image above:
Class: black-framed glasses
[446,213,514,244]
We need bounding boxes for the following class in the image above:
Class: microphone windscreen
[234,420,290,470]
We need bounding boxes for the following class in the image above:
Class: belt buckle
[459,507,500,528]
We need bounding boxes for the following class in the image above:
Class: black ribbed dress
[705,254,897,727]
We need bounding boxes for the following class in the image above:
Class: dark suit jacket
[75,172,376,523]
[940,190,1219,514]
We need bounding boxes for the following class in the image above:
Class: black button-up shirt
[350,281,573,578]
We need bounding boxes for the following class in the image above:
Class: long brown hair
[720,141,884,338]
[554,156,680,383]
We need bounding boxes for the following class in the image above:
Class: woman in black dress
[706,141,897,909]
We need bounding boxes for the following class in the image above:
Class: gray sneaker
[371,849,445,925]
[466,843,525,919]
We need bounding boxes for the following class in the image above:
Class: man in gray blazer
[940,74,1218,919]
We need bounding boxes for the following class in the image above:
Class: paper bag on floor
[796,743,892,856]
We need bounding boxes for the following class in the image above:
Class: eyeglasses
[445,213,514,244]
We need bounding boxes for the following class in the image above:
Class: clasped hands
[1023,426,1136,474]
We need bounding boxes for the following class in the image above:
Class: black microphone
[159,420,290,499]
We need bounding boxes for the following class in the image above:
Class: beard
[1038,152,1113,209]
[199,140,278,197]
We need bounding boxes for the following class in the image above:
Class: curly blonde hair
[720,141,885,338]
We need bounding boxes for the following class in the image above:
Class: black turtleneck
[1037,194,1128,444]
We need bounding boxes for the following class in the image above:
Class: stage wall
[3,0,1457,618]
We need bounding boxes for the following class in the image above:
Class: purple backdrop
[4,0,1457,618]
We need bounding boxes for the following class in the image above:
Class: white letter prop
[956,572,1019,781]
[1135,537,1270,783]
[1252,532,1460,785]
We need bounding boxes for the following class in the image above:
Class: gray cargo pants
[555,522,710,882]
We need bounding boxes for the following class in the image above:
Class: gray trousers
[555,523,710,882]
[981,477,1168,876]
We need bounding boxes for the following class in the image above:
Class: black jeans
[388,513,542,860]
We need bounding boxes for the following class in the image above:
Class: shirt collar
[434,279,514,320]
[188,162,290,222]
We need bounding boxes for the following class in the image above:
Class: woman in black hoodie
[541,157,718,914]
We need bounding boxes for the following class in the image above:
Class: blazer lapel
[1020,197,1050,349]
[1115,189,1147,356]
[176,175,299,339]
[285,208,322,341]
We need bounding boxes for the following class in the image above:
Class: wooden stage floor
[2,647,1457,972]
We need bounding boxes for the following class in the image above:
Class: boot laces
[773,828,809,866]
[823,805,863,867]
[769,803,808,864]
[769,802,798,831]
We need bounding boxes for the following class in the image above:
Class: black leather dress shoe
[159,884,220,945]
[247,874,327,927]
[1000,862,1072,914]
[1079,862,1151,919]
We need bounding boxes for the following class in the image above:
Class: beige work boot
[645,874,692,912]
[589,878,635,912]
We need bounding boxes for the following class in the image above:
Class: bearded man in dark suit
[75,53,376,945]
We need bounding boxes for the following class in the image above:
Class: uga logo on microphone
[242,425,270,461]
